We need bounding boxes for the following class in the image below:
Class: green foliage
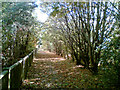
[100,28,120,87]
[2,2,39,67]
[41,2,119,87]
[95,66,118,88]
[43,2,119,73]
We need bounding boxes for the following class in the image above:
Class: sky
[33,0,49,23]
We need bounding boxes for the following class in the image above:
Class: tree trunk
[92,63,98,74]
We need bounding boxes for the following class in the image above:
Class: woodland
[1,1,120,89]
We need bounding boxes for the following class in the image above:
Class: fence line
[0,48,37,89]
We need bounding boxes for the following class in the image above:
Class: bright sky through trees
[33,7,48,22]
[33,0,48,22]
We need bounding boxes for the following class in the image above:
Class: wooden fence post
[0,50,35,89]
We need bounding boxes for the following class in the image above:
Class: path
[21,49,99,88]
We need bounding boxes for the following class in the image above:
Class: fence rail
[0,48,37,89]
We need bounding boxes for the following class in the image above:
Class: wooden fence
[0,48,37,89]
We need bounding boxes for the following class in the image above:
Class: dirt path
[21,49,100,88]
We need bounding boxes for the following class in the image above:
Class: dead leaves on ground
[21,50,107,88]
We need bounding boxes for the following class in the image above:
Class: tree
[2,2,39,67]
[42,2,118,74]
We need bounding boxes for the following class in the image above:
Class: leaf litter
[21,50,114,89]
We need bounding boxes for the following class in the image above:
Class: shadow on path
[21,49,92,88]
